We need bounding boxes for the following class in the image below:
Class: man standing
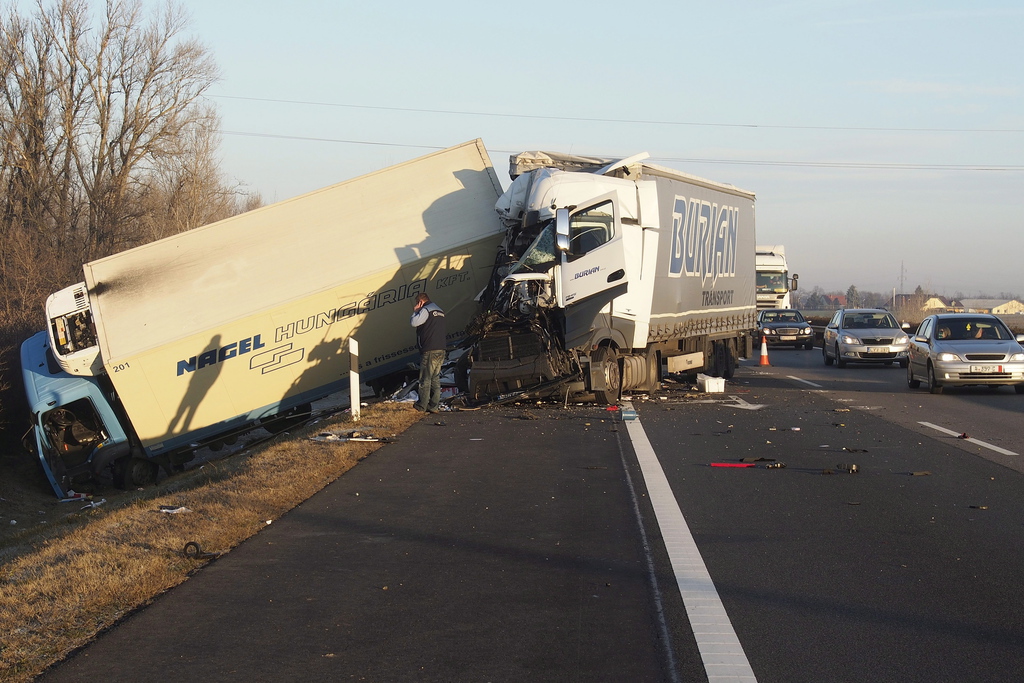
[410,292,446,413]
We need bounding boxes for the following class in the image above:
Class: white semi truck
[466,151,758,404]
[755,245,798,310]
[21,141,505,498]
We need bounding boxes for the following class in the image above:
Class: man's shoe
[427,407,440,414]
[414,404,427,412]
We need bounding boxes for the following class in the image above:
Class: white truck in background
[755,244,798,310]
[21,141,505,498]
[465,151,758,404]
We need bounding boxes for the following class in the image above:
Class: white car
[907,314,1024,394]
[822,308,910,368]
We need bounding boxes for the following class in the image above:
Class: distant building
[960,299,1024,315]
[922,296,962,312]
[893,293,962,312]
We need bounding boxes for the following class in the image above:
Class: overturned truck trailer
[466,151,757,404]
[22,140,504,498]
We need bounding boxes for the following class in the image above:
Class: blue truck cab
[20,331,131,498]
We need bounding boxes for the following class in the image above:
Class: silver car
[907,313,1024,394]
[822,308,910,368]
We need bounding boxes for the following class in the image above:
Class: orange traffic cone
[759,334,770,366]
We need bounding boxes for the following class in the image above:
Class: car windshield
[934,319,1011,341]
[762,310,805,323]
[844,312,898,329]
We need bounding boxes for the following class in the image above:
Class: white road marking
[622,401,758,683]
[786,375,822,388]
[918,422,1018,456]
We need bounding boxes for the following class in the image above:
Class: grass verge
[0,401,423,682]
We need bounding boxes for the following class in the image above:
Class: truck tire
[112,457,159,489]
[722,341,736,379]
[592,346,620,405]
[645,349,661,395]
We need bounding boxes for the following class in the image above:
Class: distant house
[960,299,1024,315]
[822,295,847,309]
[893,293,961,312]
[922,296,962,312]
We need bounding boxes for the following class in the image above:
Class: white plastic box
[697,373,725,393]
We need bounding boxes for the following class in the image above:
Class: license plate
[780,336,796,341]
[970,365,999,373]
[867,347,887,353]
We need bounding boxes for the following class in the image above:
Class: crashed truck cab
[20,331,132,498]
[469,158,646,402]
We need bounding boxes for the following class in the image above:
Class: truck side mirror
[790,273,799,291]
[555,208,570,252]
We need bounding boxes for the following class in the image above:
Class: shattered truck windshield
[511,224,556,274]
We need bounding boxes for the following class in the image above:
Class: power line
[220,131,1024,172]
[212,94,1024,135]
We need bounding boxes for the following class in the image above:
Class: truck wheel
[592,346,620,405]
[644,349,661,395]
[722,341,736,379]
[112,457,159,489]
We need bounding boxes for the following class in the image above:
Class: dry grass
[0,401,424,682]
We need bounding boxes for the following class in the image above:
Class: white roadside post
[349,338,360,422]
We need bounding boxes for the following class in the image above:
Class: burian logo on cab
[573,266,600,280]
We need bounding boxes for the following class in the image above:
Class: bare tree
[0,0,257,424]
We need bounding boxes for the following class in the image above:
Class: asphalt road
[40,347,1024,682]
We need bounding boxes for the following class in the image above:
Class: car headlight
[763,328,775,335]
[1010,353,1024,361]
[841,334,861,345]
[800,328,811,335]
[937,352,960,362]
[894,334,909,345]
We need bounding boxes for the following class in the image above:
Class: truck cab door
[555,199,628,308]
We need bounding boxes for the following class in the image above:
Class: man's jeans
[417,350,445,411]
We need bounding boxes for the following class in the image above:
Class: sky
[172,0,1023,298]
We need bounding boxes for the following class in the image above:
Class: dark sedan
[756,309,814,349]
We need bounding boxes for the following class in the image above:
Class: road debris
[710,463,755,468]
[310,429,395,443]
[969,505,988,510]
[182,541,220,560]
[159,505,191,514]
[837,463,859,473]
[909,471,932,476]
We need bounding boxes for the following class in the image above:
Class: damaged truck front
[21,140,504,498]
[467,151,757,404]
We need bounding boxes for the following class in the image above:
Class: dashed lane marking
[622,401,758,683]
[919,422,1018,456]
